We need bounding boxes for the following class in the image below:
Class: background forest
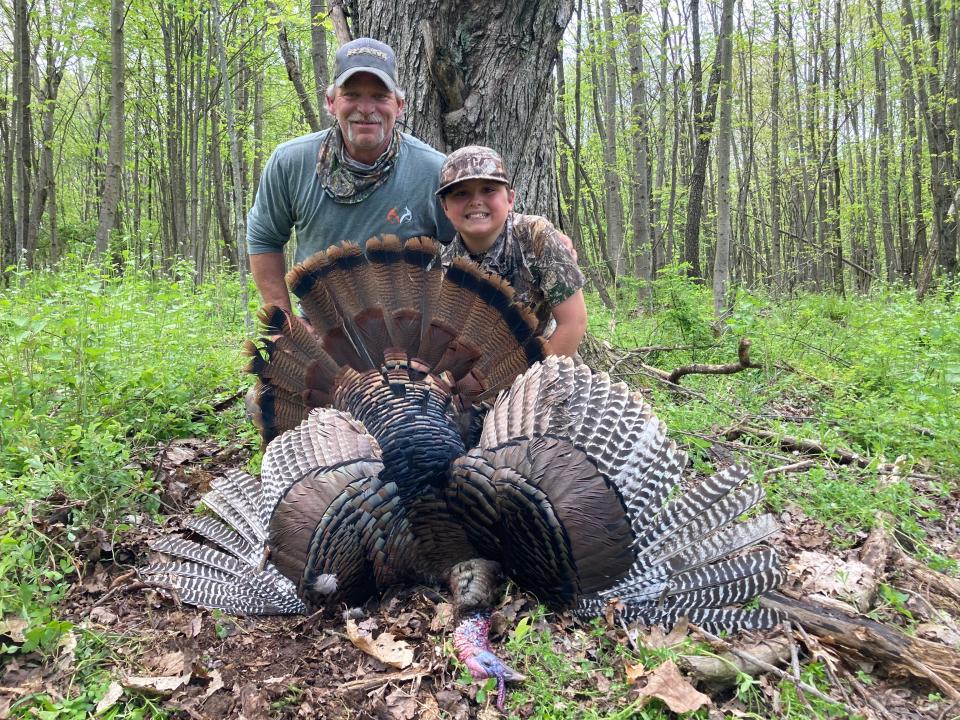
[1,0,959,718]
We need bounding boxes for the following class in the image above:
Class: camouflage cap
[436,145,510,196]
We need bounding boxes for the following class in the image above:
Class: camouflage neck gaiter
[316,127,401,204]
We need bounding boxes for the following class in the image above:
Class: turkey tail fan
[246,236,547,443]
[452,356,783,632]
[143,469,307,615]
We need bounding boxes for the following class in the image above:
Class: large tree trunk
[346,0,573,216]
[872,0,897,282]
[95,0,125,259]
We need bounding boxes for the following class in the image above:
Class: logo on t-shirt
[386,206,412,225]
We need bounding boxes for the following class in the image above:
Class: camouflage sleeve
[525,216,585,307]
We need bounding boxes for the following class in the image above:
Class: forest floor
[2,269,959,719]
[3,411,959,720]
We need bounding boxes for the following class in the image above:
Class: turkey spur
[145,236,782,707]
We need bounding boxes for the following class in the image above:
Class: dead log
[760,592,960,701]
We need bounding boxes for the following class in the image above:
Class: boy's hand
[557,231,578,263]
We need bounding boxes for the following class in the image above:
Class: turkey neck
[334,361,467,500]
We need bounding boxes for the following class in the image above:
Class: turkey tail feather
[143,470,306,616]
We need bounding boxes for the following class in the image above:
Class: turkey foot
[452,611,526,709]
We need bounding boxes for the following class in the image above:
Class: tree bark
[310,0,332,124]
[712,0,734,319]
[210,0,252,332]
[95,0,125,259]
[346,0,572,216]
[683,0,723,280]
[13,0,32,267]
[621,0,652,300]
[768,1,782,291]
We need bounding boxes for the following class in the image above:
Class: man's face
[326,73,404,162]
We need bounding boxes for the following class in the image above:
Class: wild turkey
[145,236,782,708]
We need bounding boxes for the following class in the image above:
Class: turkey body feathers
[145,238,781,638]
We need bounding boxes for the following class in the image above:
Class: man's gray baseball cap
[333,38,399,93]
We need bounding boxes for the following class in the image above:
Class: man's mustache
[347,113,384,124]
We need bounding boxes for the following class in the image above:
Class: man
[247,37,455,316]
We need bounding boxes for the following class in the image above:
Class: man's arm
[546,289,588,357]
[249,252,292,314]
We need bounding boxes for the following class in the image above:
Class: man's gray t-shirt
[247,130,455,263]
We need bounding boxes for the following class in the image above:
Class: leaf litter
[2,439,958,719]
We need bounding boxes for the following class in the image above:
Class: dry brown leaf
[625,661,647,685]
[419,694,441,720]
[89,607,118,625]
[788,551,874,607]
[430,603,455,632]
[637,660,711,714]
[641,617,690,650]
[203,669,224,700]
[0,616,28,644]
[123,673,191,695]
[94,681,124,715]
[187,615,202,638]
[346,618,414,669]
[384,689,417,720]
[150,650,185,676]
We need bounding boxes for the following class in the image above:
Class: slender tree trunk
[95,0,125,259]
[621,0,652,298]
[769,1,782,292]
[872,0,897,281]
[0,95,14,272]
[713,0,735,319]
[267,0,322,132]
[683,0,723,279]
[652,0,671,272]
[311,0,332,124]
[829,0,843,294]
[13,0,32,267]
[210,0,252,332]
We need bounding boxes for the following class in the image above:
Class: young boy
[436,146,588,357]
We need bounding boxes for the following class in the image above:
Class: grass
[2,258,958,717]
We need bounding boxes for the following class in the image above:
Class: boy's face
[441,179,515,251]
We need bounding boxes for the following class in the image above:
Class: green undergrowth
[2,258,958,717]
[458,607,852,719]
[1,257,250,718]
[588,270,959,564]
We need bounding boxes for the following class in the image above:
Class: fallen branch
[337,670,427,694]
[857,520,895,612]
[724,424,869,467]
[680,636,791,689]
[690,625,860,715]
[760,592,960,701]
[641,337,763,385]
[763,460,816,476]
